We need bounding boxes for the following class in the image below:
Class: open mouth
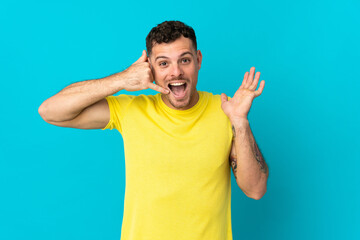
[168,82,187,99]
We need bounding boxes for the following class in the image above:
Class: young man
[39,21,269,240]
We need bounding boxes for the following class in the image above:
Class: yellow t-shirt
[102,91,234,240]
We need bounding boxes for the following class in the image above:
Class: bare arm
[39,76,122,123]
[221,66,268,200]
[38,50,169,129]
[229,120,269,200]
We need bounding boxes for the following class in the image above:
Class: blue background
[1,0,359,239]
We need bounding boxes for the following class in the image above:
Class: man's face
[149,36,202,110]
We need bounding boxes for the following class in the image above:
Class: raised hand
[119,50,169,94]
[221,67,265,122]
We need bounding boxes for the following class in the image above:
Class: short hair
[146,20,197,56]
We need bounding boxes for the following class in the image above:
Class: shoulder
[108,94,156,105]
[199,91,223,105]
[201,91,232,104]
[130,94,157,106]
[107,94,135,102]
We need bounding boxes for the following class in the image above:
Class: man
[39,21,269,240]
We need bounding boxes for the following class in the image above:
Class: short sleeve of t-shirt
[101,94,135,134]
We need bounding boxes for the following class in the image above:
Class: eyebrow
[154,51,194,62]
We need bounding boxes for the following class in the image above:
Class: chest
[122,108,233,180]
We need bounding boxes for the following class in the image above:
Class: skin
[221,67,269,199]
[38,35,269,199]
[145,37,269,199]
[128,39,269,199]
[148,36,203,110]
[221,68,265,122]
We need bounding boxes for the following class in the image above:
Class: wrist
[231,118,249,130]
[105,71,127,91]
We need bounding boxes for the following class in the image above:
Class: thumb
[221,93,228,103]
[134,50,148,64]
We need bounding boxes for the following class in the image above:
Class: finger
[133,50,148,64]
[240,72,248,89]
[254,80,265,97]
[221,93,228,103]
[148,82,170,94]
[250,71,260,90]
[245,67,255,88]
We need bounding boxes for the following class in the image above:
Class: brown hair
[146,20,197,56]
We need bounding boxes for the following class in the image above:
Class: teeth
[169,82,185,86]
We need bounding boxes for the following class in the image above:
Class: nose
[170,63,183,78]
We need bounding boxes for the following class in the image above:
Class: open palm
[221,67,265,122]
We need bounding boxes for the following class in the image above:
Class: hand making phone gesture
[120,50,169,94]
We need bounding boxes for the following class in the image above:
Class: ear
[147,53,157,82]
[196,50,203,70]
[147,52,154,69]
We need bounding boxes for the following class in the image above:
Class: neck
[161,91,199,110]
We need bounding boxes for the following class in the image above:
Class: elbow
[244,172,269,200]
[38,102,48,121]
[248,190,266,200]
[38,101,55,123]
[240,182,267,200]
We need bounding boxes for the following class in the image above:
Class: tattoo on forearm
[230,155,237,180]
[229,133,237,179]
[253,142,268,174]
[231,124,268,178]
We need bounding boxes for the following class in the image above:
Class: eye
[159,61,167,67]
[181,58,190,64]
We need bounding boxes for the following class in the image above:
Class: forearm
[232,119,269,198]
[39,72,125,122]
